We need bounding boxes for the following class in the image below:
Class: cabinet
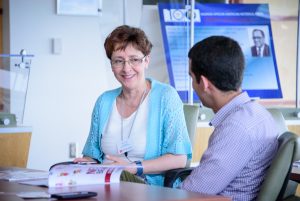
[0,127,32,168]
[192,125,213,163]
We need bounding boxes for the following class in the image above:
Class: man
[181,36,278,201]
[251,29,270,57]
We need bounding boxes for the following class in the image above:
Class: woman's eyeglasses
[111,56,146,68]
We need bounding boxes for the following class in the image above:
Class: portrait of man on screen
[251,28,271,57]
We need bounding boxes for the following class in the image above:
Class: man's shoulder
[230,102,273,127]
[221,103,278,149]
[264,44,271,51]
[250,46,257,55]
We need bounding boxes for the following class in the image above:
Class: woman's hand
[105,155,136,174]
[73,156,96,163]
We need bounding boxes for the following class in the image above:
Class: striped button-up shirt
[182,92,278,201]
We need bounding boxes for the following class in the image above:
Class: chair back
[267,108,288,135]
[282,133,300,199]
[183,104,200,145]
[183,104,199,167]
[257,131,297,201]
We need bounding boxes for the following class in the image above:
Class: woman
[74,25,192,186]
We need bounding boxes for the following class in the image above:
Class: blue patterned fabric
[182,92,279,201]
[82,78,192,186]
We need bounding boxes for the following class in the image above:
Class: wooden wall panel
[0,0,3,111]
[192,127,213,163]
[0,133,31,168]
[288,125,300,136]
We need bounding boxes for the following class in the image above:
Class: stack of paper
[0,169,48,182]
[293,160,300,168]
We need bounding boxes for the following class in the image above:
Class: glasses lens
[111,59,124,68]
[129,58,142,66]
[111,56,145,68]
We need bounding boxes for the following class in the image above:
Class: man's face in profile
[253,30,265,48]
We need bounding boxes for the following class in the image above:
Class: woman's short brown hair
[104,25,153,59]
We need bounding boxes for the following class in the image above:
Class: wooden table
[290,167,300,182]
[0,168,231,201]
[0,180,232,201]
[0,167,231,201]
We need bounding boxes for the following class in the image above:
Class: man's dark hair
[252,29,265,38]
[188,36,245,91]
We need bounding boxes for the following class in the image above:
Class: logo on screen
[163,6,200,22]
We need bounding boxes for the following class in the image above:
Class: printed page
[48,164,124,187]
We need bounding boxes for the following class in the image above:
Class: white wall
[6,0,167,170]
[141,5,169,83]
[8,0,114,170]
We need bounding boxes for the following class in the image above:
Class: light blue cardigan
[82,78,192,186]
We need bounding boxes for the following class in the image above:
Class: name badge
[117,139,134,155]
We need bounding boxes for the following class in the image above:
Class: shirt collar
[209,91,252,127]
[257,45,264,50]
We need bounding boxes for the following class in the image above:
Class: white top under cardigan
[101,95,149,164]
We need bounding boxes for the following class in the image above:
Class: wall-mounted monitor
[158,3,282,102]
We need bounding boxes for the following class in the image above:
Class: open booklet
[48,163,125,187]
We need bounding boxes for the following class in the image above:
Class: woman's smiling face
[111,44,149,90]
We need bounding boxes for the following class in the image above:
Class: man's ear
[200,75,210,91]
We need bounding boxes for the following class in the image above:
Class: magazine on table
[48,162,125,187]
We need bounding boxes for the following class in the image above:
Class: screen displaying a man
[251,29,270,57]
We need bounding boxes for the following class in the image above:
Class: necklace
[120,88,147,141]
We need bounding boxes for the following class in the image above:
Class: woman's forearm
[142,154,187,174]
